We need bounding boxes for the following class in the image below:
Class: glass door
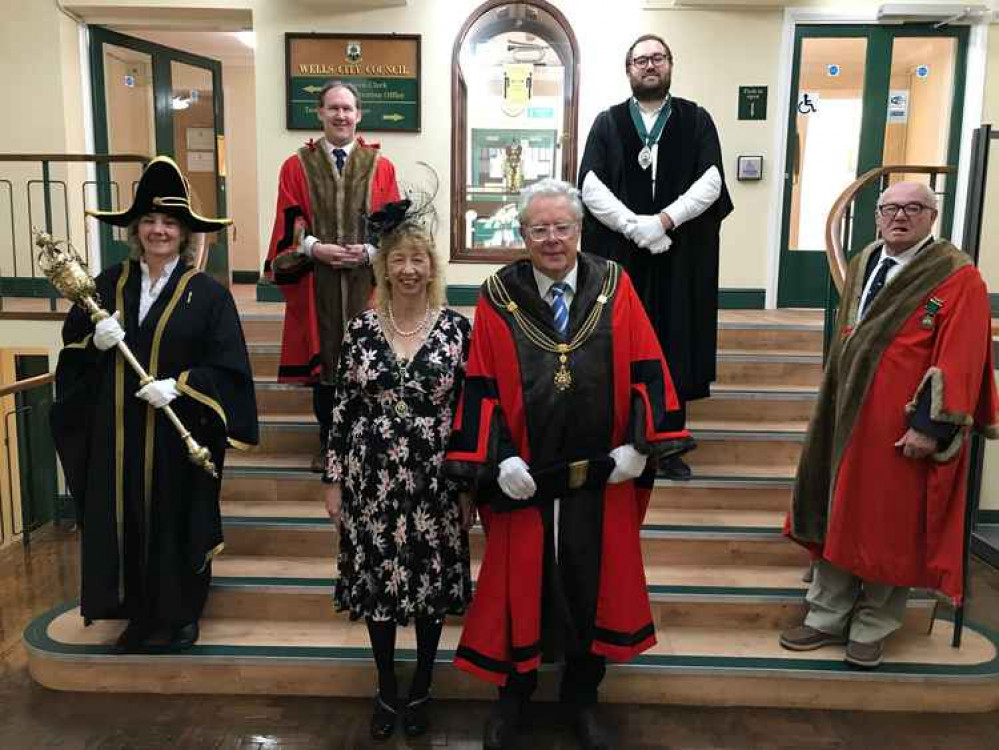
[777,24,966,307]
[88,27,229,283]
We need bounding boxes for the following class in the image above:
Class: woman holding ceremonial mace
[321,203,473,740]
[50,156,258,652]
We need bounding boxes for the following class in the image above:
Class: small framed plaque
[736,155,763,182]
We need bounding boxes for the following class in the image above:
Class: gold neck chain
[486,263,619,392]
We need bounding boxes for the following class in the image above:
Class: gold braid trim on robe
[791,239,970,545]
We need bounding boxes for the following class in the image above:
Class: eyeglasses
[524,222,578,241]
[630,53,669,69]
[877,203,935,218]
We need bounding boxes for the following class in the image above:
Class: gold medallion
[554,353,572,392]
[394,400,409,418]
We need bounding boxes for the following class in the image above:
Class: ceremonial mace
[35,231,218,478]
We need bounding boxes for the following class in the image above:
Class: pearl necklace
[387,302,431,338]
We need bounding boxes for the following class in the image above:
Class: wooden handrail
[0,373,54,399]
[824,164,956,293]
[0,154,149,163]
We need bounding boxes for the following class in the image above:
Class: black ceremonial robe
[578,96,733,401]
[445,254,693,685]
[50,260,258,625]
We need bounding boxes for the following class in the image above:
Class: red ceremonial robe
[264,137,399,384]
[789,239,999,603]
[445,254,693,685]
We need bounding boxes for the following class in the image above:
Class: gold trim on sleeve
[65,333,93,350]
[113,263,130,603]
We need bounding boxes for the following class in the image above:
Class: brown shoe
[845,639,884,669]
[779,625,846,651]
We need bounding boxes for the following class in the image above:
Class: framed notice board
[286,33,421,132]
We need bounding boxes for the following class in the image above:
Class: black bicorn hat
[86,155,231,233]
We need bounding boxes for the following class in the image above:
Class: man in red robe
[782,181,998,669]
[445,179,693,750]
[264,81,399,468]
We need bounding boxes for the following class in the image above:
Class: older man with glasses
[446,178,693,750]
[780,180,998,669]
[578,33,733,480]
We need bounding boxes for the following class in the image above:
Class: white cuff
[663,166,722,228]
[300,235,318,257]
[581,171,637,235]
[364,243,378,264]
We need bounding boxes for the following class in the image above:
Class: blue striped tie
[332,148,347,173]
[551,282,569,338]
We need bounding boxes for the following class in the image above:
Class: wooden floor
[3,527,999,749]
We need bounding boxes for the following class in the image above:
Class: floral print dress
[325,308,472,624]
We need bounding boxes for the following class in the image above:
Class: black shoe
[370,695,397,741]
[572,706,613,750]
[114,619,153,652]
[168,622,199,651]
[658,455,692,481]
[402,692,431,738]
[483,702,520,750]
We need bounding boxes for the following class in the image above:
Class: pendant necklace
[629,96,672,171]
[386,302,432,418]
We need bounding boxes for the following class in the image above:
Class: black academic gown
[50,259,258,625]
[578,97,733,401]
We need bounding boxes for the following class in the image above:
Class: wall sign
[738,85,768,121]
[286,33,421,132]
[887,89,909,123]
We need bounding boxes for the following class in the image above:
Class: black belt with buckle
[488,455,616,513]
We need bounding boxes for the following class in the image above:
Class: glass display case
[450,1,579,262]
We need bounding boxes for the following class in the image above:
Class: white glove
[497,456,537,500]
[626,214,667,249]
[135,378,179,409]
[93,311,125,351]
[607,444,648,484]
[647,234,673,255]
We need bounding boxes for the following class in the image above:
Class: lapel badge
[921,296,943,329]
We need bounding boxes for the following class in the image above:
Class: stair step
[240,315,283,344]
[26,604,998,711]
[220,473,794,512]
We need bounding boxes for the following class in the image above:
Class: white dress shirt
[533,262,578,315]
[857,234,933,321]
[139,256,180,325]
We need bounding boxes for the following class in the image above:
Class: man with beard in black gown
[578,34,733,480]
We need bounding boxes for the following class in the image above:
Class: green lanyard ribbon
[629,95,672,149]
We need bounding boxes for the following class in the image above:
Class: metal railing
[0,372,57,547]
[0,153,149,311]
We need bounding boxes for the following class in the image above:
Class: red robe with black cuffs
[445,254,694,686]
[264,137,399,384]
[789,239,999,603]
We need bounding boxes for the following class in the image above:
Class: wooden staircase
[24,304,999,711]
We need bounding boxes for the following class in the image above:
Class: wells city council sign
[286,33,421,133]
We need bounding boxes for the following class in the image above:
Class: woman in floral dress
[321,216,473,740]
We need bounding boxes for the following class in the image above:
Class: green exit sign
[738,86,768,121]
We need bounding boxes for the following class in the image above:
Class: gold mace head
[34,231,97,304]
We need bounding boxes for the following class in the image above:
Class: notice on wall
[187,150,215,173]
[186,127,215,151]
[887,90,909,124]
[286,33,421,132]
[738,85,768,121]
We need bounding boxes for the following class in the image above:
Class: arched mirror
[450,0,580,262]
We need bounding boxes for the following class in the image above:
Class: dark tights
[365,617,444,704]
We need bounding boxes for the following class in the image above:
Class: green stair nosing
[224,468,315,480]
[717,353,823,364]
[257,422,320,433]
[694,429,805,441]
[718,321,823,332]
[709,387,818,400]
[219,516,784,536]
[656,475,795,487]
[24,601,999,679]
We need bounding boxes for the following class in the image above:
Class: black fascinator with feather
[365,162,439,245]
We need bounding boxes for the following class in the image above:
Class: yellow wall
[223,64,260,274]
